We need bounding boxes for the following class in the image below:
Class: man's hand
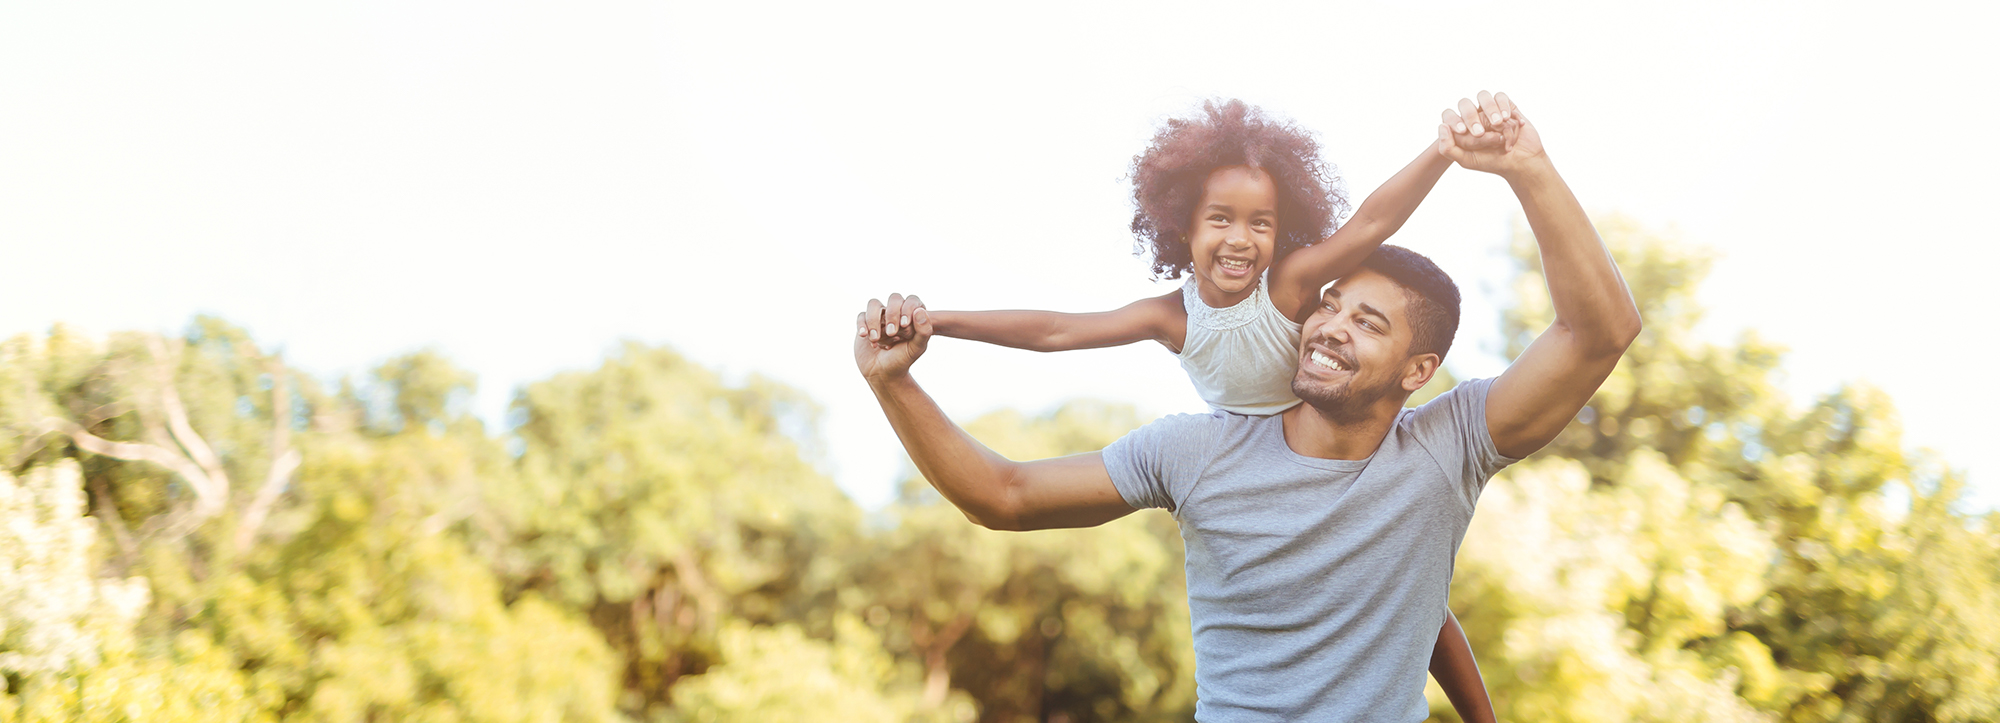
[1436,91,1545,179]
[854,293,932,383]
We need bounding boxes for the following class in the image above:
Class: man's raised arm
[1436,92,1643,459]
[856,293,1137,531]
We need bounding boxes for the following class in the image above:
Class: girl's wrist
[926,310,955,336]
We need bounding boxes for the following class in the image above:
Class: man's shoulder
[1133,409,1245,440]
[1110,409,1264,464]
[1400,377,1496,425]
[1389,377,1499,464]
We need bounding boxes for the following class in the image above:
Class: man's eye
[1361,320,1379,332]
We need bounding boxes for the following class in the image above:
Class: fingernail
[1471,124,1484,135]
[1489,113,1502,125]
[886,324,897,335]
[870,330,879,339]
[901,315,909,327]
[1454,123,1467,133]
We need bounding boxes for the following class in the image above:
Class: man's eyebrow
[1356,301,1392,330]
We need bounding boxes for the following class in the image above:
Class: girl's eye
[1208,214,1228,223]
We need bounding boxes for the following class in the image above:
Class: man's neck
[1279,397,1403,461]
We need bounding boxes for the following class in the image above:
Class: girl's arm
[926,290,1186,353]
[1269,144,1453,321]
[1430,611,1497,723]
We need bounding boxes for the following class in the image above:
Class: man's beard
[1292,369,1399,424]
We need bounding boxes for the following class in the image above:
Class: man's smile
[1304,342,1355,374]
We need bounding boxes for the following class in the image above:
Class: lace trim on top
[1182,274,1275,332]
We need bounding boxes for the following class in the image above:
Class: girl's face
[1187,165,1279,308]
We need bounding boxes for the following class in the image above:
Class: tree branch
[146,335,230,504]
[235,361,299,551]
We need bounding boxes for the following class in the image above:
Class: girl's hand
[854,293,933,382]
[1435,91,1545,179]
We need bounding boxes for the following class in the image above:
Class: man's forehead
[1325,269,1402,302]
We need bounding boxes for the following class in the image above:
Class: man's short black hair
[1360,245,1460,360]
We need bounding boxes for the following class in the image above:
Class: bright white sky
[3,1,1996,511]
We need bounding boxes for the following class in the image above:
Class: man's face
[1291,270,1431,417]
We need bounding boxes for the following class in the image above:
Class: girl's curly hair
[1129,99,1350,279]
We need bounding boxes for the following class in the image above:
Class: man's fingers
[898,294,924,341]
[887,293,908,337]
[902,294,926,335]
[1457,98,1483,136]
[866,298,886,341]
[1477,90,1503,127]
[1442,108,1468,136]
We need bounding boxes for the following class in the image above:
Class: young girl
[862,99,1498,721]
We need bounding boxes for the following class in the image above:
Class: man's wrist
[1499,154,1559,189]
[864,367,918,392]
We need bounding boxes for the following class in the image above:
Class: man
[854,92,1640,721]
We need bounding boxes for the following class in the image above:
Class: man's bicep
[1487,326,1623,458]
[1009,452,1138,531]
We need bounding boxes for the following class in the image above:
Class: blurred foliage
[1440,215,2000,723]
[0,214,1993,722]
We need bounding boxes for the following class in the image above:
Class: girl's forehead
[1201,166,1277,205]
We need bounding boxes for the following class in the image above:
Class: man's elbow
[1586,311,1643,358]
[955,468,1028,531]
[962,508,1024,532]
[1560,309,1642,359]
[1609,307,1643,351]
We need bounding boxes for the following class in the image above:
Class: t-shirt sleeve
[1405,377,1521,508]
[1100,412,1220,513]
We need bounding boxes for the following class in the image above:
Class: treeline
[0,216,1995,722]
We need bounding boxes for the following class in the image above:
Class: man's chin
[1293,377,1391,420]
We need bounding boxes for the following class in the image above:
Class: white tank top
[1177,273,1304,415]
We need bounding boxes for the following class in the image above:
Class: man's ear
[1400,354,1441,392]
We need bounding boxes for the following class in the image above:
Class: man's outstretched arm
[857,293,1137,531]
[1436,92,1642,458]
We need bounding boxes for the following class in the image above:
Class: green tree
[1443,215,2000,722]
[490,342,865,720]
[853,401,1196,723]
[0,322,623,722]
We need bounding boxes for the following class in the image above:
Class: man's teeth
[1310,350,1349,371]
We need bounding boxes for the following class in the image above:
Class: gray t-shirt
[1103,378,1517,722]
